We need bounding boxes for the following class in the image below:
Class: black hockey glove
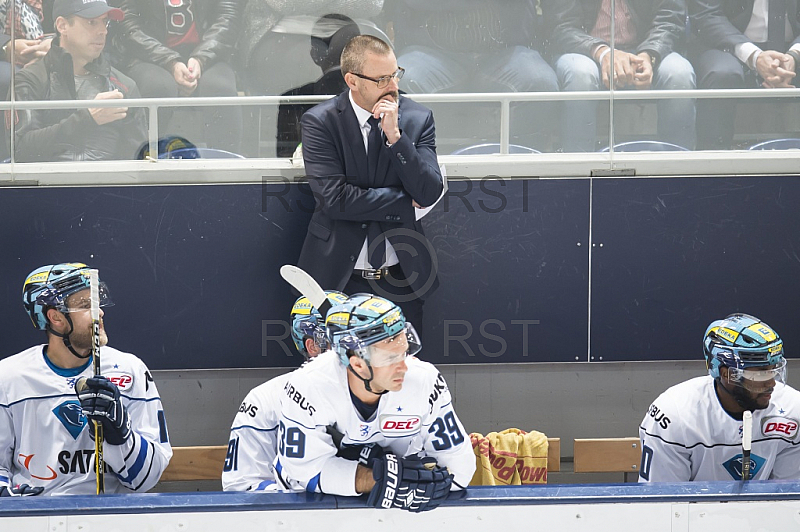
[337,443,386,469]
[0,484,44,496]
[75,376,132,445]
[367,454,453,513]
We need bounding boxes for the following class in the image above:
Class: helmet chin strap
[47,314,91,360]
[348,362,388,396]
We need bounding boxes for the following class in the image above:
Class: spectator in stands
[690,0,800,149]
[276,14,360,157]
[387,0,558,151]
[239,0,383,96]
[0,0,55,161]
[222,291,347,491]
[639,313,800,482]
[547,0,696,151]
[110,0,244,153]
[0,262,172,495]
[10,0,146,162]
[0,0,54,100]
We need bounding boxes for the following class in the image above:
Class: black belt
[353,264,402,280]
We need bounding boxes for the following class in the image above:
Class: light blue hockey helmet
[325,293,420,367]
[703,313,785,379]
[290,290,347,358]
[22,263,113,330]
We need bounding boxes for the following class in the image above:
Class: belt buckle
[361,269,382,280]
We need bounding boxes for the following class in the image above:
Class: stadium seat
[600,141,690,152]
[163,148,246,159]
[748,138,800,150]
[451,143,540,155]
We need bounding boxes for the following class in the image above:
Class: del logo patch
[379,415,421,436]
[762,416,799,439]
[722,453,766,480]
[105,371,134,391]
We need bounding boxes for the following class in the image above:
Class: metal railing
[1,88,800,185]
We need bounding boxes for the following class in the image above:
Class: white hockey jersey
[275,351,475,496]
[639,375,800,482]
[0,345,173,495]
[221,372,290,491]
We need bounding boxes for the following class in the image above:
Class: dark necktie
[366,116,385,269]
[768,0,787,50]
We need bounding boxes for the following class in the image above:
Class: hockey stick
[89,269,105,494]
[742,410,752,481]
[279,265,333,318]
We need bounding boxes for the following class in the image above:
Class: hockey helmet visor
[728,359,787,385]
[363,323,422,367]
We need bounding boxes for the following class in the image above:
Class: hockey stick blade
[280,265,333,317]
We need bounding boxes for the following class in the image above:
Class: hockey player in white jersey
[0,263,172,496]
[222,291,347,491]
[275,294,475,512]
[639,313,800,482]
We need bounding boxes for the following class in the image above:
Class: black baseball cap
[53,0,124,21]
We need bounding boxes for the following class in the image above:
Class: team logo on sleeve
[722,453,766,480]
[761,416,799,439]
[105,371,134,391]
[52,401,88,440]
[379,414,421,436]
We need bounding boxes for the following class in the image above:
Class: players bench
[160,438,563,486]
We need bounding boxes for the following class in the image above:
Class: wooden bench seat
[162,439,562,482]
[573,437,641,474]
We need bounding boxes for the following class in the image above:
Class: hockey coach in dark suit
[297,35,443,334]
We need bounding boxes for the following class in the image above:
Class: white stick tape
[743,410,753,451]
[89,269,100,321]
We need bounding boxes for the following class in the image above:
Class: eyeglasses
[351,67,405,89]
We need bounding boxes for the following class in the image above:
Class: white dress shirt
[735,0,798,67]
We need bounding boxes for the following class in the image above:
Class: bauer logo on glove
[368,453,453,512]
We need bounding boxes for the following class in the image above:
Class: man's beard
[70,324,108,352]
[731,384,771,411]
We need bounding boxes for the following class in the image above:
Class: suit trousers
[694,48,762,149]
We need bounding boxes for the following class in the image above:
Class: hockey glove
[337,443,386,469]
[367,454,453,513]
[75,376,132,445]
[0,484,44,496]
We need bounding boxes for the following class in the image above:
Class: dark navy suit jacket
[297,91,444,299]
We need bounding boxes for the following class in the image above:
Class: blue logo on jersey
[722,453,766,480]
[359,424,370,437]
[52,400,88,440]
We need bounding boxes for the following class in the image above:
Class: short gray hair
[340,35,392,75]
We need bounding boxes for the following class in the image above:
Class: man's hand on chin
[372,96,401,144]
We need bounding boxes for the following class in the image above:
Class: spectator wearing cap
[9,0,146,161]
